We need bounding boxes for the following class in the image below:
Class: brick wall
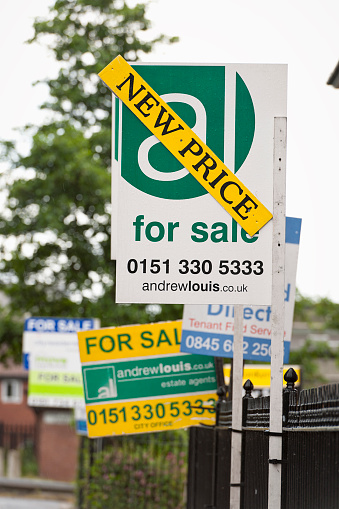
[0,378,37,426]
[36,409,79,482]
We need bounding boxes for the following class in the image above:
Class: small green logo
[83,366,117,403]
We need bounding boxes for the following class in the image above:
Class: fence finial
[242,379,254,427]
[243,379,254,399]
[284,368,298,392]
[215,385,228,427]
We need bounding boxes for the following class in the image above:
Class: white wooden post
[230,304,244,509]
[267,117,287,509]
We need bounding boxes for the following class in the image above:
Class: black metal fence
[244,381,339,429]
[187,426,231,509]
[77,430,189,509]
[188,375,339,509]
[76,376,339,509]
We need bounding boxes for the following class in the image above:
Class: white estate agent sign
[111,63,287,305]
[23,317,99,408]
[180,217,301,362]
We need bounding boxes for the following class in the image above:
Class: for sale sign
[103,62,287,304]
[77,321,217,437]
[24,317,99,408]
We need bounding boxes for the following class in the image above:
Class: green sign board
[82,354,216,404]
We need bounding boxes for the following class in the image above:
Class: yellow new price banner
[99,56,272,236]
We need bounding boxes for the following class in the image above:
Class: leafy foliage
[0,0,179,362]
[293,290,316,323]
[77,432,188,509]
[289,339,339,387]
[312,297,339,330]
[29,0,177,148]
[21,441,39,477]
[291,290,339,387]
[294,290,339,330]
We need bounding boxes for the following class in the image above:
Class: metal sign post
[267,117,287,509]
[230,304,244,509]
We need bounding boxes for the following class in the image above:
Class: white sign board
[23,317,99,408]
[180,217,301,362]
[112,64,287,305]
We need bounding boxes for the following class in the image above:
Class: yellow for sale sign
[78,321,217,437]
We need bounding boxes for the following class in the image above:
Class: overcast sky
[1,0,339,302]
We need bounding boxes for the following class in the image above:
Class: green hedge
[78,431,188,509]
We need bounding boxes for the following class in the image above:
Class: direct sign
[77,321,217,437]
[99,56,272,235]
[180,217,301,362]
[107,62,287,304]
[24,317,99,408]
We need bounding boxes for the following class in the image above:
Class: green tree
[293,290,315,323]
[291,290,339,387]
[294,290,339,330]
[0,0,180,362]
[313,297,339,330]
